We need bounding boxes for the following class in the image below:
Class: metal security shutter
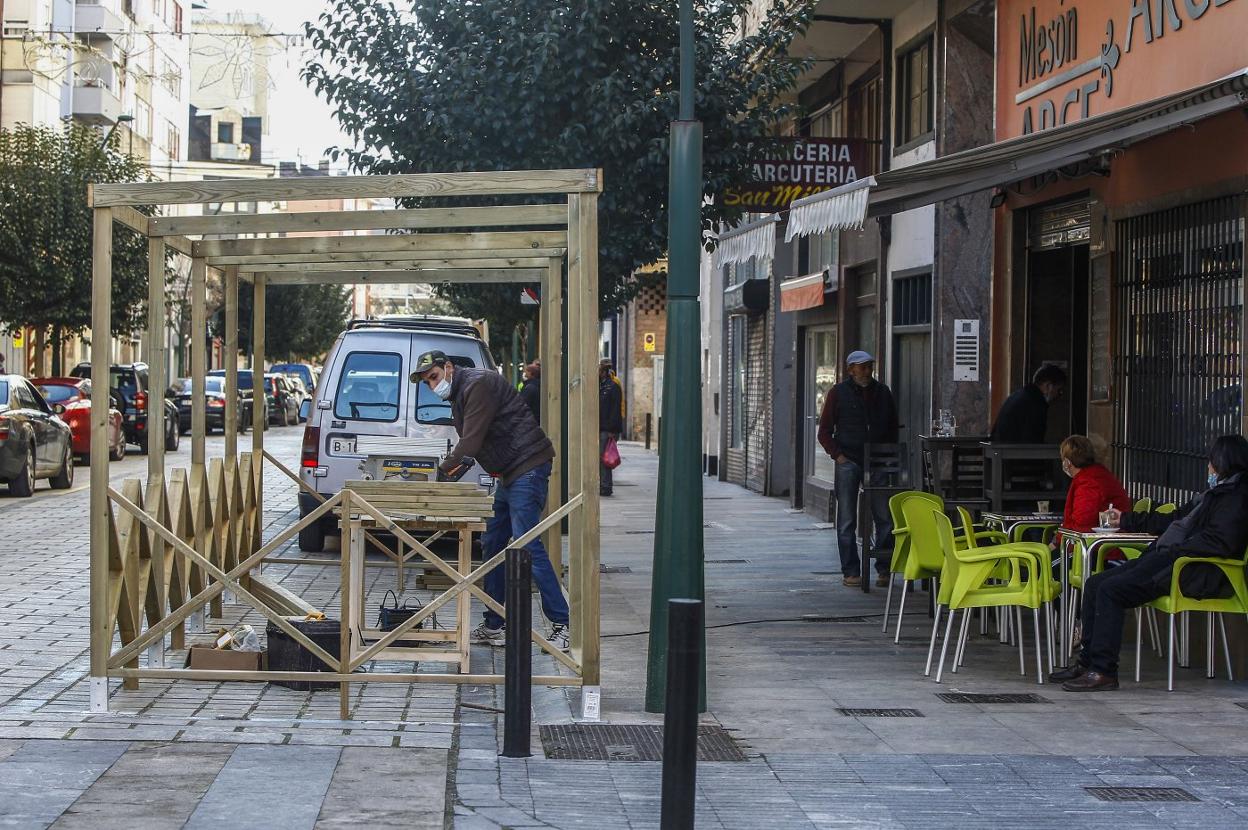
[1112,194,1244,505]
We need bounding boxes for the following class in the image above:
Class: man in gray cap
[411,349,569,650]
[817,350,899,587]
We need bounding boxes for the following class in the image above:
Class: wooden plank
[146,237,167,479]
[149,203,569,236]
[219,247,567,268]
[340,491,352,719]
[260,268,545,286]
[112,205,149,235]
[89,208,113,703]
[195,230,567,259]
[114,668,584,686]
[576,191,602,685]
[242,256,558,273]
[89,169,603,207]
[190,258,207,466]
[249,574,320,617]
[224,267,238,459]
[252,275,265,451]
[565,195,585,658]
[541,258,564,577]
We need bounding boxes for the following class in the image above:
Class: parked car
[70,362,180,454]
[281,375,313,422]
[0,375,74,496]
[270,362,320,397]
[297,318,496,551]
[207,369,269,429]
[167,377,250,435]
[265,374,301,426]
[32,377,125,461]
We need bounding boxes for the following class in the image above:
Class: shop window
[806,326,838,483]
[848,73,882,175]
[729,316,746,449]
[896,35,933,148]
[892,272,932,327]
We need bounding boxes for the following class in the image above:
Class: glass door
[805,326,838,483]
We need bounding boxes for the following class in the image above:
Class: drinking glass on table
[1037,500,1050,514]
[1103,507,1122,528]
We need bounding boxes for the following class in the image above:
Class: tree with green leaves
[302,0,813,329]
[213,282,353,364]
[0,122,156,374]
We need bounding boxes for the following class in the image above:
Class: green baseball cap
[410,349,448,382]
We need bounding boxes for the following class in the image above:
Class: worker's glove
[437,456,476,482]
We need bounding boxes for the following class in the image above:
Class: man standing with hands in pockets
[817,350,900,587]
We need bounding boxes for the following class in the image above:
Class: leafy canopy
[0,122,155,338]
[216,282,353,363]
[302,0,812,324]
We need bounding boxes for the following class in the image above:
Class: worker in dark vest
[990,364,1067,443]
[411,350,569,651]
[817,350,900,587]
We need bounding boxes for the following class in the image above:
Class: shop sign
[723,138,871,209]
[12,330,23,349]
[1000,0,1244,137]
[643,332,656,352]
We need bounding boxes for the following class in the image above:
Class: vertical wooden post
[339,489,352,720]
[575,192,602,687]
[224,268,239,461]
[541,258,564,579]
[147,237,167,479]
[90,207,114,713]
[252,275,265,522]
[190,258,207,468]
[566,195,586,656]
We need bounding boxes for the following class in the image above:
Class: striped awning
[786,68,1248,241]
[713,214,779,269]
[779,272,827,312]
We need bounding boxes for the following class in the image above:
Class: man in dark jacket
[599,359,623,496]
[411,350,569,650]
[990,364,1067,442]
[1053,434,1248,691]
[817,350,899,587]
[519,361,541,422]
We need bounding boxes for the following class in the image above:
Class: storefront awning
[713,213,779,268]
[779,271,827,312]
[786,68,1248,241]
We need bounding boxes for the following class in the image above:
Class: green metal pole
[646,0,705,713]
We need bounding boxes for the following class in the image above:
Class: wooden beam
[89,168,603,207]
[89,207,113,711]
[111,207,195,257]
[574,192,601,686]
[195,230,567,259]
[190,258,207,467]
[259,269,545,286]
[150,204,568,236]
[541,258,564,578]
[224,267,239,460]
[146,238,167,479]
[226,249,567,269]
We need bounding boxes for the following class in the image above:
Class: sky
[197,0,357,169]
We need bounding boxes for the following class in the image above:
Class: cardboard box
[185,645,265,673]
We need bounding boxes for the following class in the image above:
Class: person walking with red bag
[599,359,623,496]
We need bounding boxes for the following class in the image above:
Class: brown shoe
[1048,662,1088,683]
[1062,670,1119,692]
[875,573,891,588]
[842,575,862,587]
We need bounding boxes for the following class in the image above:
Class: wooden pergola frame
[86,169,603,717]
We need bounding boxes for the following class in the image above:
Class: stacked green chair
[883,491,943,639]
[909,502,1059,684]
[1134,546,1248,690]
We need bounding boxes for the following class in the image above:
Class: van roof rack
[347,316,481,337]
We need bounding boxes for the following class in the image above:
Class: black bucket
[265,619,341,691]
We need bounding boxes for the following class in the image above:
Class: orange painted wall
[996,0,1248,140]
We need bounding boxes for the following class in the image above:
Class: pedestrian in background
[817,350,899,587]
[599,358,623,496]
[990,364,1067,443]
[519,360,541,423]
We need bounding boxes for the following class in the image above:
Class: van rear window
[415,355,476,425]
[334,352,402,422]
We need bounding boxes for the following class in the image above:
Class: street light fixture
[98,114,135,151]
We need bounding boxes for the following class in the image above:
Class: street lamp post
[97,114,134,151]
[645,0,705,714]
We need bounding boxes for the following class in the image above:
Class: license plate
[329,437,357,455]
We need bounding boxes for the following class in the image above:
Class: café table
[1055,528,1157,666]
[980,511,1062,542]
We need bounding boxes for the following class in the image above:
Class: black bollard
[502,547,532,758]
[660,598,702,830]
[645,412,652,450]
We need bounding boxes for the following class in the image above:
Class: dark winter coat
[442,368,555,485]
[599,374,623,434]
[816,378,899,466]
[519,377,541,423]
[990,384,1050,443]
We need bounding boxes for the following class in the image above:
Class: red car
[31,377,126,462]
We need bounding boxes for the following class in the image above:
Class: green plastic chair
[1133,497,1153,513]
[909,503,1058,684]
[1134,548,1248,690]
[883,491,944,640]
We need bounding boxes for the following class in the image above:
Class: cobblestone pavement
[2,435,1248,827]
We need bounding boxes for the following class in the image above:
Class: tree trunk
[50,325,63,376]
[33,327,47,377]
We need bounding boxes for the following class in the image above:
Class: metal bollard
[661,598,702,830]
[502,547,532,758]
[645,412,652,450]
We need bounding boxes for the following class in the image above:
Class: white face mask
[433,378,452,400]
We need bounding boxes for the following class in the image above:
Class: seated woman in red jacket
[1055,435,1132,544]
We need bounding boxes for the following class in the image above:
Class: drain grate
[838,708,924,718]
[599,565,632,574]
[539,724,746,762]
[623,530,655,535]
[936,692,1052,704]
[1085,787,1199,803]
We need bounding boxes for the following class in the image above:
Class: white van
[297,318,495,551]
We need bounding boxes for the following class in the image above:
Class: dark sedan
[168,377,250,435]
[0,375,74,496]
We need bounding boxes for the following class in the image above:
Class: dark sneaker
[1049,662,1089,683]
[1062,670,1119,692]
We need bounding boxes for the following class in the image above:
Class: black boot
[1048,661,1088,683]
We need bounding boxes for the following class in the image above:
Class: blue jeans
[834,458,893,577]
[481,461,569,628]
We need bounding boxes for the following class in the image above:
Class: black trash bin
[266,619,341,691]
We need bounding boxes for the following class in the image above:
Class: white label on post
[581,686,602,721]
[90,677,109,713]
[953,319,980,382]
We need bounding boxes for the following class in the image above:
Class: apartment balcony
[72,82,123,125]
[74,1,128,42]
[210,142,254,162]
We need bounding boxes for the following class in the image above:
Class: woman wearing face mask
[1052,434,1248,692]
[1054,435,1132,544]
